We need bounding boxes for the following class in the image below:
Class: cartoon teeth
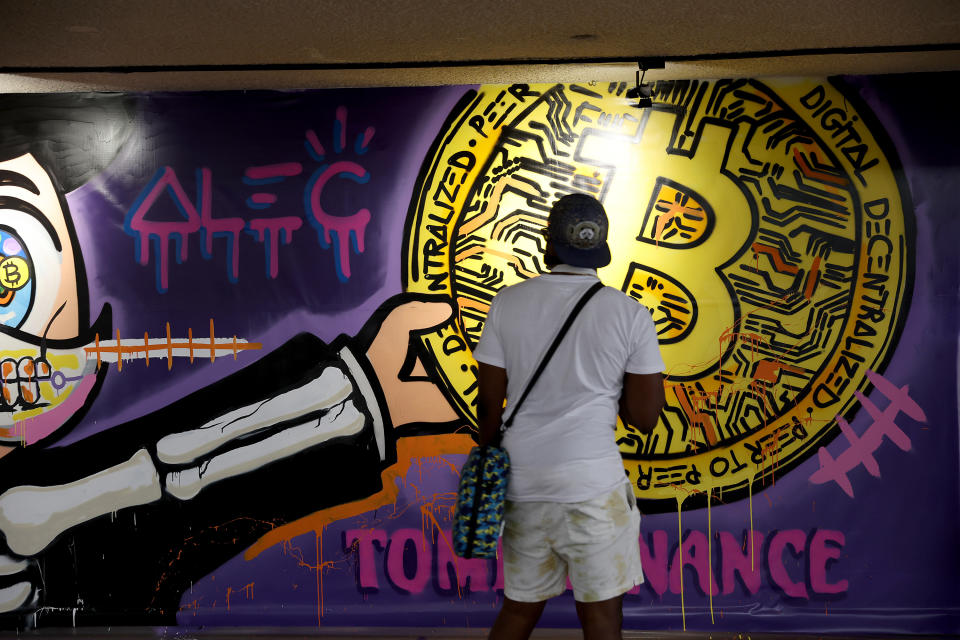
[0,357,51,409]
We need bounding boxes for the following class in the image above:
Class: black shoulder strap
[502,281,604,430]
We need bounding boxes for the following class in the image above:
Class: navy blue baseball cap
[547,194,611,268]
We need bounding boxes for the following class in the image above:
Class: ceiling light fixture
[625,61,653,108]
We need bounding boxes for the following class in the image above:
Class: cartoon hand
[360,295,460,429]
[152,293,462,501]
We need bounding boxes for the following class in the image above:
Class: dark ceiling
[2,0,959,91]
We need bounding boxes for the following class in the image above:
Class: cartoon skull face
[0,153,108,446]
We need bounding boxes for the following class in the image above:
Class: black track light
[627,62,654,108]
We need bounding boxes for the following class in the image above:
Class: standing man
[473,193,665,640]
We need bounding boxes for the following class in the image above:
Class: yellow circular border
[403,80,911,508]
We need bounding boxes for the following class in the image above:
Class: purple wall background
[48,75,960,634]
[64,86,469,442]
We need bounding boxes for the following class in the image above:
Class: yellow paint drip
[676,495,686,631]
[662,455,767,631]
[708,488,714,625]
[749,470,756,571]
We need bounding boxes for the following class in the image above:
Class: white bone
[339,346,385,461]
[0,449,161,556]
[0,555,27,576]
[156,367,352,465]
[0,582,31,613]
[165,400,363,501]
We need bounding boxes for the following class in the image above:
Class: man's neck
[549,264,598,276]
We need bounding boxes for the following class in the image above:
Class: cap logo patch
[568,221,601,249]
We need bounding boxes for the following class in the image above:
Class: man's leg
[575,595,624,640]
[488,597,547,640]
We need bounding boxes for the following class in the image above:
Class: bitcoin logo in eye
[405,80,911,509]
[0,257,30,291]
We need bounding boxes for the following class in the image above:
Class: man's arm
[619,372,665,434]
[477,362,507,446]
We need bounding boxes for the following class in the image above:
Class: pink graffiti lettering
[385,528,431,594]
[492,538,505,591]
[306,160,371,282]
[810,369,927,497]
[719,530,764,595]
[346,527,847,599]
[247,216,304,279]
[637,530,670,595]
[335,106,347,152]
[125,167,206,291]
[125,166,254,289]
[809,529,848,594]
[435,533,489,592]
[245,163,303,180]
[306,130,325,157]
[344,529,387,589]
[199,178,245,282]
[669,530,720,596]
[768,529,808,599]
[249,193,277,205]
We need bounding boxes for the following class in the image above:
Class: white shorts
[501,482,643,603]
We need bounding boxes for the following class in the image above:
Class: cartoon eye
[0,210,59,335]
[0,227,36,331]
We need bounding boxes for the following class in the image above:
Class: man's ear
[544,240,561,269]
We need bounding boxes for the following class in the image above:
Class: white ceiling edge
[1,51,957,93]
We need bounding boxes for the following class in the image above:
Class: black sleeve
[0,332,387,627]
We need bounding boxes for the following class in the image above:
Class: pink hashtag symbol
[809,369,927,497]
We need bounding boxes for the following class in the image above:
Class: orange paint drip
[245,434,475,561]
[224,582,254,611]
[209,318,216,363]
[144,332,150,368]
[188,327,194,363]
[115,328,123,372]
[166,322,173,370]
[93,333,102,370]
[420,494,461,598]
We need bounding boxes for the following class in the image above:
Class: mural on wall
[0,76,954,634]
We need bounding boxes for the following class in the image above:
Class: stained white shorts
[501,482,643,603]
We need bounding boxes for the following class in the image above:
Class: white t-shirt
[472,265,665,502]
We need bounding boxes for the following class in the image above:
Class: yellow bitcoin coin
[0,256,30,291]
[404,80,911,509]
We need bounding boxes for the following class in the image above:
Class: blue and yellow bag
[452,445,510,559]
